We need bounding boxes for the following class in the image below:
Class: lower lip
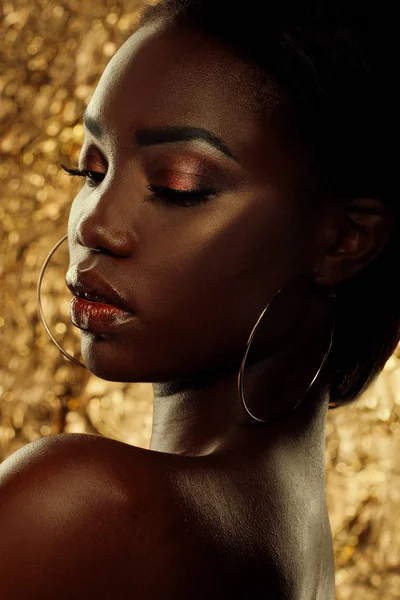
[70,296,136,333]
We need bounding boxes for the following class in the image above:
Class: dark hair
[136,0,399,409]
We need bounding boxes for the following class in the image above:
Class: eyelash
[60,164,216,207]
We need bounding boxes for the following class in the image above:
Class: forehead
[85,20,273,163]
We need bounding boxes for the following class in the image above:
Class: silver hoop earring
[37,235,336,425]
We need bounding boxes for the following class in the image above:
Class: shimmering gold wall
[1,2,399,598]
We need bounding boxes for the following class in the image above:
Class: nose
[76,220,136,257]
[71,168,139,256]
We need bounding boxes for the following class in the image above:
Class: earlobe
[319,197,394,286]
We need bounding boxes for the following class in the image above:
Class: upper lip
[66,270,133,313]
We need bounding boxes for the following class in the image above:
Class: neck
[149,361,331,486]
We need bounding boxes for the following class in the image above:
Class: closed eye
[60,163,217,207]
[146,185,216,206]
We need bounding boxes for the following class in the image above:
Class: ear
[316,197,395,286]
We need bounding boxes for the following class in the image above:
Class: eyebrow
[82,111,239,163]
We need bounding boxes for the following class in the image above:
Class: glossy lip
[70,296,136,334]
[66,269,134,313]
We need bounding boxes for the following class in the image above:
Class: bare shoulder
[0,434,260,597]
[0,434,241,598]
[0,433,183,599]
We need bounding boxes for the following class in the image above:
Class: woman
[1,0,398,598]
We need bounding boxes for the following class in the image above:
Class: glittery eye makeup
[60,163,218,207]
[61,139,232,208]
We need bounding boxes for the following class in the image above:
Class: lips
[65,270,133,313]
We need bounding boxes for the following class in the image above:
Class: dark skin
[0,17,393,599]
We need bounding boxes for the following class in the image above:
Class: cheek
[133,193,303,370]
[205,187,307,280]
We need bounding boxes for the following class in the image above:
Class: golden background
[1,1,399,598]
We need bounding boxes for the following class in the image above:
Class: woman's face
[67,19,327,384]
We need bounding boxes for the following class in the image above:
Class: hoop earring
[238,272,336,425]
[37,234,86,368]
[37,235,337,425]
